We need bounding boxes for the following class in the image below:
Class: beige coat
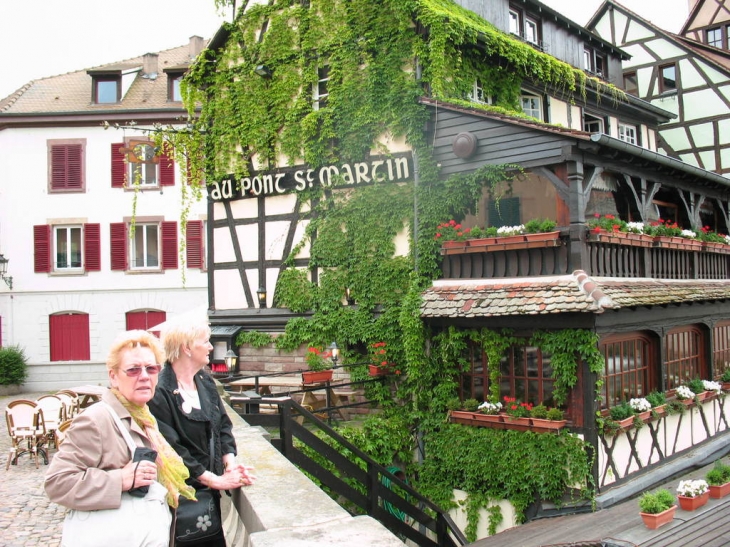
[45,389,153,511]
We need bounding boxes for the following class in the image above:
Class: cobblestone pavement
[0,392,65,547]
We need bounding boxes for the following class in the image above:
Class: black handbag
[175,437,222,544]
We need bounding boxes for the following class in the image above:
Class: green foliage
[638,489,675,514]
[0,345,28,386]
[686,377,705,395]
[524,218,557,234]
[530,404,548,419]
[419,424,594,538]
[463,398,480,412]
[721,369,730,382]
[546,407,565,421]
[645,391,666,408]
[706,461,730,486]
[609,402,634,421]
[236,330,273,348]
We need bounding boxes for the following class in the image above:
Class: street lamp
[0,254,12,290]
[329,341,340,366]
[257,287,267,308]
[224,349,238,374]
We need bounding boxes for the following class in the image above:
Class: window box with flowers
[502,396,532,428]
[368,341,395,376]
[529,404,567,431]
[609,401,636,429]
[303,346,333,384]
[674,385,696,406]
[586,214,654,247]
[645,220,703,251]
[630,397,652,422]
[706,461,730,499]
[638,489,676,530]
[436,218,560,254]
[697,226,730,254]
[676,479,709,511]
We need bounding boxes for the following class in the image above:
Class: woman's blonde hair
[161,319,211,363]
[106,330,165,371]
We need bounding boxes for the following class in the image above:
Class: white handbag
[61,403,172,547]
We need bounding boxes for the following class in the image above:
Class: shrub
[638,489,675,514]
[524,218,557,234]
[645,391,666,408]
[609,402,634,420]
[706,461,730,486]
[463,398,480,412]
[546,407,565,421]
[0,345,28,386]
[720,369,730,383]
[530,403,549,419]
[686,377,705,395]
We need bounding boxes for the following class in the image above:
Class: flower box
[616,416,635,428]
[640,505,676,530]
[523,231,560,242]
[677,491,709,511]
[653,236,702,251]
[709,482,730,499]
[588,231,654,248]
[368,364,388,377]
[702,241,730,254]
[530,418,567,430]
[302,370,333,384]
[722,381,730,392]
[637,410,652,422]
[652,404,667,418]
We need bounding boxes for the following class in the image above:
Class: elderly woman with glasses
[149,318,254,547]
[45,330,196,547]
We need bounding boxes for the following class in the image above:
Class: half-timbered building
[195,0,730,539]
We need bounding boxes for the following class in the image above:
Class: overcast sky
[0,0,690,100]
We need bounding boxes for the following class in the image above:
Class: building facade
[0,38,209,391]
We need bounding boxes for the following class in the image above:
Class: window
[618,123,637,145]
[93,76,120,104]
[50,313,90,361]
[110,220,178,272]
[167,72,184,102]
[665,326,706,390]
[713,322,730,378]
[186,220,205,269]
[659,64,676,93]
[487,197,520,227]
[313,65,330,110]
[600,333,656,408]
[48,140,85,192]
[521,93,542,120]
[707,27,722,48]
[467,80,493,105]
[652,200,678,224]
[584,113,605,134]
[584,46,607,78]
[34,224,100,274]
[126,310,166,331]
[623,71,638,95]
[111,141,175,188]
[509,5,541,48]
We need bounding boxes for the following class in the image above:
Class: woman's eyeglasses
[120,365,162,377]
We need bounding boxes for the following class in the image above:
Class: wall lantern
[224,349,238,374]
[254,65,272,78]
[0,254,12,290]
[329,341,340,366]
[345,287,355,306]
[257,287,267,308]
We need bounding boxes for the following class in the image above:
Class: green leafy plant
[686,377,705,395]
[587,213,627,233]
[645,391,666,408]
[696,226,728,243]
[645,219,682,237]
[463,398,480,412]
[638,489,675,514]
[305,346,333,372]
[609,402,635,421]
[546,408,565,421]
[524,218,557,234]
[503,396,532,418]
[721,369,730,383]
[236,330,274,348]
[0,345,28,386]
[706,461,730,486]
[530,404,548,419]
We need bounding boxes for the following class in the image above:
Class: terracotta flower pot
[709,482,730,499]
[640,505,676,529]
[617,416,635,428]
[530,418,567,430]
[368,364,388,377]
[677,491,709,511]
[473,413,503,423]
[302,370,333,384]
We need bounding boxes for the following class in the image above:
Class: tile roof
[420,270,730,319]
[0,39,207,114]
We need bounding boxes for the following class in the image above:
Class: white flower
[675,385,695,400]
[478,401,502,415]
[677,479,708,497]
[497,225,525,236]
[629,397,651,412]
[680,229,697,239]
[703,380,722,393]
[724,235,730,245]
[625,222,646,234]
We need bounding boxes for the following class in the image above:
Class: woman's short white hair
[161,318,211,363]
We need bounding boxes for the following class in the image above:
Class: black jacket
[149,365,236,483]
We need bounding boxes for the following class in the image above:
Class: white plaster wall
[449,489,517,541]
[0,124,208,390]
[683,89,730,120]
[549,98,570,128]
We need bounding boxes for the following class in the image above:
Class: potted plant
[706,461,730,499]
[645,390,667,417]
[530,404,567,430]
[302,346,334,384]
[503,396,532,427]
[676,479,709,511]
[702,379,722,399]
[697,226,730,253]
[629,397,652,422]
[523,218,559,242]
[0,345,28,396]
[721,369,730,391]
[686,377,708,401]
[368,342,391,376]
[638,489,676,529]
[476,400,503,423]
[675,385,696,405]
[609,401,635,428]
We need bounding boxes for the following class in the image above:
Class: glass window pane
[97,80,117,103]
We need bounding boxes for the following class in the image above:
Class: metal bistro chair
[54,418,73,447]
[36,394,65,449]
[55,390,80,420]
[5,400,48,469]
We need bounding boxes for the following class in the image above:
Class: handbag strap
[101,402,139,458]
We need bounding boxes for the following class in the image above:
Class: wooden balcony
[440,231,730,280]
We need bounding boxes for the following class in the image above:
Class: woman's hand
[120,459,158,492]
[199,465,256,490]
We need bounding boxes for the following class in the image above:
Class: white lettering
[341,164,354,184]
[294,170,307,191]
[275,173,286,193]
[394,157,409,179]
[221,179,234,199]
[240,177,251,196]
[210,181,223,200]
[387,159,394,180]
[251,176,262,195]
[354,162,370,184]
[319,165,340,186]
[371,160,385,182]
[306,169,314,188]
[262,174,275,194]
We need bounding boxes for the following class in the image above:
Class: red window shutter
[111,143,126,188]
[34,225,52,273]
[161,221,178,269]
[186,220,204,269]
[110,222,128,271]
[51,144,83,190]
[159,148,175,187]
[83,223,101,272]
[50,313,90,361]
[125,310,166,331]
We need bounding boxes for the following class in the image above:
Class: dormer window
[94,76,120,104]
[584,46,607,79]
[707,27,722,48]
[467,80,492,105]
[509,5,542,49]
[164,68,187,102]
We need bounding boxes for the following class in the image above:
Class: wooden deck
[470,464,730,547]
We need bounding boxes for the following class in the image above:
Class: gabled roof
[421,270,730,319]
[679,0,713,35]
[0,38,207,116]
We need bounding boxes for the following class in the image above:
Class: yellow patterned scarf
[111,389,196,508]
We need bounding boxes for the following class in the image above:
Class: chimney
[189,36,205,60]
[143,53,159,79]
